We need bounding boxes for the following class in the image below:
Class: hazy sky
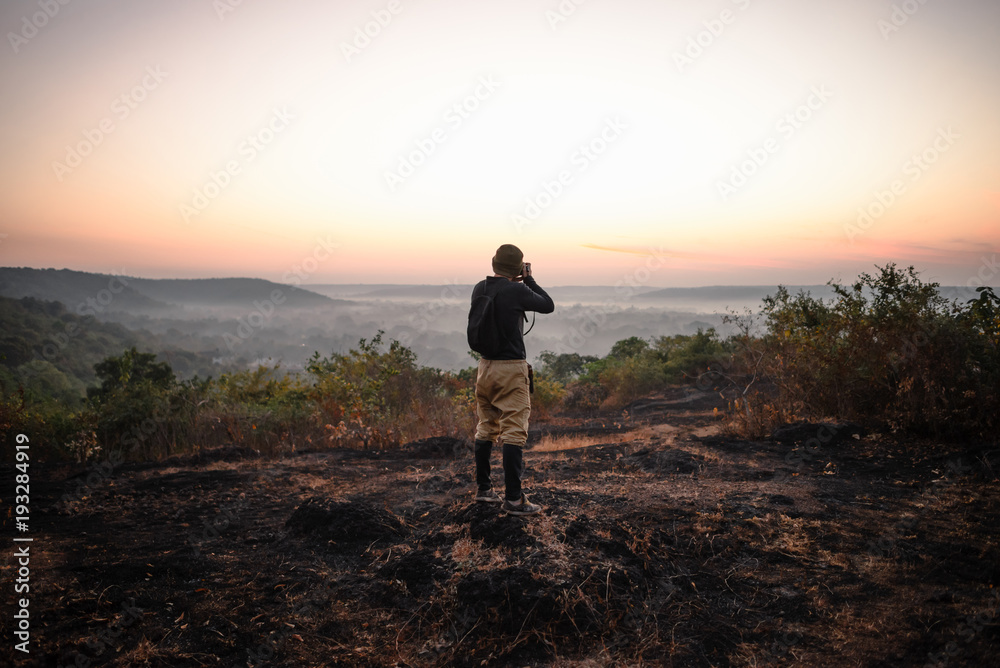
[2,0,998,287]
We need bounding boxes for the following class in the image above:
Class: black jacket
[471,276,554,360]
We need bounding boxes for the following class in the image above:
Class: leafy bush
[307,331,471,448]
[1,387,82,459]
[530,373,566,419]
[537,330,728,410]
[725,265,999,439]
[201,365,312,453]
[534,351,598,384]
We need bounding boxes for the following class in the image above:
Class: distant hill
[306,284,473,300]
[361,284,474,299]
[0,267,343,315]
[0,267,172,315]
[127,277,340,309]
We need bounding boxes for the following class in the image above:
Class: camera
[521,262,532,278]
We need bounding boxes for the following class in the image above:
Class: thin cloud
[580,243,699,259]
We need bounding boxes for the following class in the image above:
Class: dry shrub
[721,392,795,440]
[562,380,608,412]
[323,419,399,449]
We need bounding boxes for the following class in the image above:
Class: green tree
[535,351,599,384]
[88,348,178,459]
[90,347,175,398]
[608,336,649,360]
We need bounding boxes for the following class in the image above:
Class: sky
[1,0,998,287]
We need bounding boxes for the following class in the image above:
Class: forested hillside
[0,296,224,403]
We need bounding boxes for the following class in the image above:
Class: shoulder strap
[523,312,536,336]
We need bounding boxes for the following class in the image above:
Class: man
[469,244,554,515]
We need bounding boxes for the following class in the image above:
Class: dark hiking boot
[474,487,502,504]
[503,493,541,516]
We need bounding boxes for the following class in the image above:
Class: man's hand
[522,262,532,279]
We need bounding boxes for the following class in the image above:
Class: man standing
[468,244,554,515]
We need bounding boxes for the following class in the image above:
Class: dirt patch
[626,445,704,474]
[285,496,406,544]
[379,547,452,596]
[770,420,866,445]
[455,502,539,550]
[401,435,468,459]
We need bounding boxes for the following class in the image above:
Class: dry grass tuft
[533,432,632,452]
[450,537,508,573]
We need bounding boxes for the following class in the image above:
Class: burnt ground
[3,386,1000,667]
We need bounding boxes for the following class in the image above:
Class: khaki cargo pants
[474,359,530,446]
